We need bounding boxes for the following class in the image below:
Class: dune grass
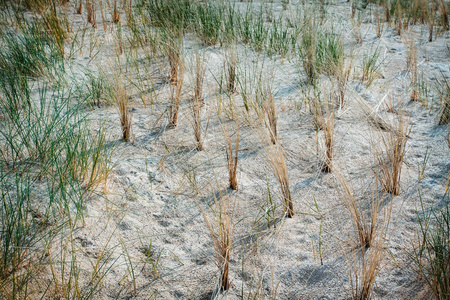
[0,0,449,298]
[0,15,115,297]
[373,113,410,196]
[411,197,450,300]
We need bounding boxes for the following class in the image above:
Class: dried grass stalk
[336,175,391,300]
[322,109,334,173]
[404,34,418,101]
[265,85,277,145]
[99,0,107,31]
[348,231,387,300]
[169,60,184,127]
[191,51,205,151]
[201,192,232,291]
[116,82,132,142]
[353,20,363,45]
[396,2,402,35]
[337,57,352,108]
[226,48,237,94]
[167,35,182,85]
[384,2,390,23]
[267,142,294,218]
[223,121,239,191]
[438,0,449,31]
[77,0,82,14]
[113,0,120,23]
[336,176,382,249]
[375,8,384,38]
[87,0,96,27]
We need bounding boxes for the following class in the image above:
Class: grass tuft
[200,189,233,291]
[113,78,132,142]
[266,142,294,218]
[223,120,239,191]
[373,113,410,196]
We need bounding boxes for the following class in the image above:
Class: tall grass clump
[299,19,345,87]
[139,0,193,31]
[299,16,318,85]
[112,0,120,23]
[39,3,69,56]
[0,81,114,296]
[0,61,31,113]
[336,174,391,299]
[77,0,83,14]
[324,38,351,107]
[411,198,450,300]
[226,46,237,94]
[266,142,294,218]
[347,223,388,300]
[203,191,233,291]
[84,72,114,107]
[162,30,183,85]
[374,6,385,38]
[308,88,336,171]
[336,175,389,249]
[1,85,113,188]
[13,0,71,48]
[429,0,449,39]
[266,15,296,58]
[112,78,132,142]
[0,23,63,81]
[196,2,224,46]
[316,31,344,77]
[373,113,410,196]
[337,56,352,107]
[0,172,43,286]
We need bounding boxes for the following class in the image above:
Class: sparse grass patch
[85,72,114,107]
